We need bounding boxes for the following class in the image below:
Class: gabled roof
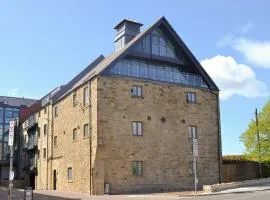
[53,16,219,104]
[72,16,219,91]
[52,55,105,103]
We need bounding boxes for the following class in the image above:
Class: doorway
[53,170,57,190]
[29,173,35,189]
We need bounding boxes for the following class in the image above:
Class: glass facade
[133,28,176,59]
[0,106,19,160]
[109,58,208,88]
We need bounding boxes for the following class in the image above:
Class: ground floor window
[132,161,143,176]
[68,167,73,181]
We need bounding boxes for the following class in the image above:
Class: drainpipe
[50,102,54,190]
[46,106,49,190]
[88,80,92,195]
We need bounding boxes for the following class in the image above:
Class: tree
[240,100,270,162]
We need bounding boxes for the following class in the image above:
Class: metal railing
[24,114,37,129]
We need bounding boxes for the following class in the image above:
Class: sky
[1,1,269,155]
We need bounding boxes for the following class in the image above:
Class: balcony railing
[27,135,37,150]
[24,114,37,129]
[23,157,36,172]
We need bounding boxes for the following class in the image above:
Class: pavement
[1,185,270,200]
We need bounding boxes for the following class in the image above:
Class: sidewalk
[33,185,270,199]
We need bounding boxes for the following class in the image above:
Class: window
[44,107,47,114]
[54,136,57,147]
[188,126,197,139]
[109,58,208,89]
[68,167,73,181]
[73,128,77,141]
[54,106,58,118]
[132,86,142,97]
[37,150,40,160]
[73,93,77,107]
[37,127,40,138]
[43,148,46,159]
[151,29,176,58]
[44,124,47,135]
[132,122,143,136]
[186,92,196,103]
[132,161,143,176]
[83,87,89,107]
[83,124,89,137]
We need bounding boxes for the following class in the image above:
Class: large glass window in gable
[151,35,159,55]
[151,28,177,59]
[142,36,150,54]
[133,35,151,54]
[110,61,120,74]
[167,41,175,58]
[134,41,142,52]
[159,37,167,57]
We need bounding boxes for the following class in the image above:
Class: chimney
[114,19,143,51]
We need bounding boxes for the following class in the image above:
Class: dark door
[29,173,35,189]
[53,170,57,190]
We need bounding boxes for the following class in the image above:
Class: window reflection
[132,28,176,59]
[110,58,208,88]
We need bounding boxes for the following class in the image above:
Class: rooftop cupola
[114,19,143,51]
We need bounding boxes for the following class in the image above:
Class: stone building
[20,17,221,194]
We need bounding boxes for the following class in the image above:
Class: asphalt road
[0,188,270,200]
[0,188,79,200]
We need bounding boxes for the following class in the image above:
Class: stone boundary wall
[203,177,270,193]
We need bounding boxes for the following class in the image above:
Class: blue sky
[1,1,269,155]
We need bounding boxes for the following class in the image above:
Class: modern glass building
[0,96,36,180]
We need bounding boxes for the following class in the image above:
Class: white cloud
[237,22,254,34]
[201,55,268,100]
[7,88,19,97]
[232,38,270,68]
[217,34,270,68]
[217,34,234,47]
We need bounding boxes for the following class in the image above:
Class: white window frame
[188,126,197,139]
[68,167,73,181]
[132,86,142,97]
[186,92,196,103]
[132,122,143,136]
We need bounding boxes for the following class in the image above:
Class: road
[0,187,79,200]
[0,187,270,200]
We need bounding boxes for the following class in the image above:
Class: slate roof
[0,96,36,107]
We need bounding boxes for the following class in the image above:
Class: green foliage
[240,100,270,162]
